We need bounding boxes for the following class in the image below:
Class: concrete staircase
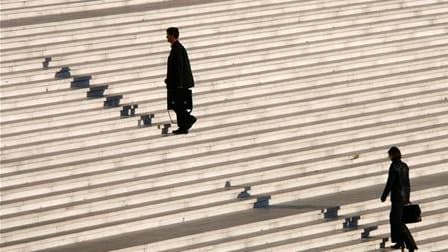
[1,0,447,251]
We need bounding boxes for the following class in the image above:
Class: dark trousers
[390,202,417,249]
[174,102,193,130]
[170,89,194,130]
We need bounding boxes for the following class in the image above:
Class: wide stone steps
[0,123,446,250]
[5,4,445,76]
[3,16,446,87]
[232,207,448,252]
[2,113,446,223]
[2,41,444,125]
[164,196,448,252]
[3,10,447,95]
[54,175,448,252]
[1,0,431,47]
[0,0,173,20]
[3,83,444,186]
[1,57,446,147]
[2,26,444,112]
[2,131,446,226]
[1,0,444,71]
[1,75,445,160]
[1,0,447,251]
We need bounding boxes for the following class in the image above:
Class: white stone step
[2,91,443,206]
[2,116,446,218]
[109,210,325,252]
[2,134,446,234]
[0,186,248,244]
[0,0,423,43]
[2,104,444,211]
[246,151,448,200]
[0,106,130,136]
[4,0,427,47]
[3,45,445,116]
[175,196,448,252]
[268,162,448,206]
[273,179,448,252]
[413,234,448,252]
[0,0,282,21]
[146,77,448,128]
[0,87,89,110]
[0,0,129,10]
[2,72,444,161]
[2,1,446,64]
[360,198,448,226]
[128,66,448,120]
[3,87,446,175]
[0,0,104,9]
[2,0,443,71]
[1,55,446,139]
[236,208,448,252]
[2,34,444,112]
[2,80,446,178]
[114,58,448,114]
[0,97,110,122]
[0,77,73,97]
[6,23,445,94]
[0,0,172,20]
[0,0,389,36]
[172,218,347,252]
[3,15,447,92]
[0,0,391,49]
[315,219,448,251]
[5,3,444,74]
[103,181,448,252]
[4,17,446,86]
[369,208,448,236]
[0,199,255,252]
[94,55,448,123]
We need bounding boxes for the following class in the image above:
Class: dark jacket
[381,160,411,203]
[166,40,194,89]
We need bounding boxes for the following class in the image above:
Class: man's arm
[173,46,185,88]
[403,164,411,203]
[381,164,396,202]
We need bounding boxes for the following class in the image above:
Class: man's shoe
[172,128,189,135]
[187,116,197,130]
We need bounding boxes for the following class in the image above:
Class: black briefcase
[402,203,422,224]
[167,89,193,111]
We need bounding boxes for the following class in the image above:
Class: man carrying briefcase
[381,147,418,251]
[165,27,197,135]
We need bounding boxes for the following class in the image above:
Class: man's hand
[380,195,387,202]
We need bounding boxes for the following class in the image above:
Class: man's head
[166,27,179,44]
[388,146,402,161]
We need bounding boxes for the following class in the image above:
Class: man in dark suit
[165,27,196,134]
[381,146,417,251]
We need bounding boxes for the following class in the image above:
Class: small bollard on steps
[120,103,138,117]
[322,206,340,219]
[104,95,123,108]
[361,226,378,239]
[87,84,108,98]
[343,215,360,229]
[237,186,251,199]
[159,123,171,136]
[138,113,155,127]
[254,195,271,208]
[379,237,389,248]
[55,66,71,79]
[71,75,92,89]
[42,57,52,69]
